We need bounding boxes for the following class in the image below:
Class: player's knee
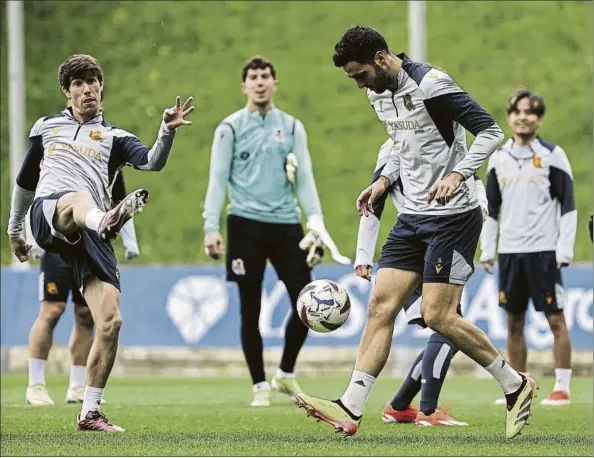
[39,301,66,327]
[74,305,95,329]
[366,292,397,324]
[506,313,525,336]
[546,312,567,336]
[96,312,122,339]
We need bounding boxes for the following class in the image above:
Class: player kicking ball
[25,173,139,406]
[354,138,489,426]
[296,26,536,439]
[8,54,193,431]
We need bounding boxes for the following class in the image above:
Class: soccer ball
[297,279,351,333]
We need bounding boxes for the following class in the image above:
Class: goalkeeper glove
[285,153,298,184]
[299,231,325,268]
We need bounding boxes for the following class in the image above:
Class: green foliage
[1,374,593,455]
[1,1,591,265]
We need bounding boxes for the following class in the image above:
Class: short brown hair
[58,54,103,89]
[507,89,546,117]
[241,56,276,82]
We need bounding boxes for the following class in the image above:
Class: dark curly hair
[333,25,390,67]
[241,56,276,82]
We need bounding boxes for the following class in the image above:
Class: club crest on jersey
[52,128,59,136]
[499,291,507,304]
[402,93,414,111]
[89,130,104,142]
[232,258,246,276]
[240,151,250,160]
[275,129,282,137]
[532,156,543,168]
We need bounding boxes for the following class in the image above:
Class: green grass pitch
[1,374,591,456]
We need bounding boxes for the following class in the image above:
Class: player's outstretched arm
[115,96,195,172]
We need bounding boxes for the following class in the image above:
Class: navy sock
[390,350,424,410]
[420,332,457,415]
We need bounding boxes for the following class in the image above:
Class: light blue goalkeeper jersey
[202,106,322,232]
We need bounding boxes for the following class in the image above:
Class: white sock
[28,358,46,386]
[484,354,523,395]
[276,368,294,379]
[553,368,572,392]
[84,208,105,232]
[339,370,376,417]
[253,381,270,392]
[81,386,104,418]
[69,365,87,388]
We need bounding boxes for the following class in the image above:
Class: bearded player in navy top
[295,25,537,440]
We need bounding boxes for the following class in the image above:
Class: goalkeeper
[202,56,350,407]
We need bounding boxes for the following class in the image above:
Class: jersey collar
[61,107,104,125]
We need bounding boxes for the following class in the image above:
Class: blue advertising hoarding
[1,265,592,350]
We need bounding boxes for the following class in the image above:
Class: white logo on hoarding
[166,276,228,344]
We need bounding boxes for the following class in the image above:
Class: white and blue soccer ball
[297,279,351,333]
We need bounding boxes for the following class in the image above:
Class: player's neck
[388,54,403,89]
[69,106,100,125]
[248,101,273,118]
[513,133,537,146]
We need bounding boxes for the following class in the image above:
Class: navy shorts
[378,207,482,285]
[498,251,564,314]
[30,192,120,292]
[39,251,86,304]
[403,284,463,327]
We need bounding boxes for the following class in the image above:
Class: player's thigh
[498,253,530,314]
[377,215,425,275]
[422,207,482,285]
[82,276,121,333]
[225,215,267,285]
[368,268,422,323]
[268,223,312,303]
[524,251,564,313]
[30,194,80,252]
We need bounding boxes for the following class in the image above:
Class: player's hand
[163,96,195,131]
[299,231,324,268]
[357,177,389,217]
[9,235,31,263]
[355,264,372,281]
[285,153,298,184]
[124,244,140,261]
[481,260,494,274]
[204,232,225,260]
[427,172,465,205]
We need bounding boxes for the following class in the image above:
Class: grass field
[1,375,591,456]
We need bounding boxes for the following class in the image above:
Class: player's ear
[272,79,278,93]
[61,86,71,100]
[241,81,248,95]
[373,50,388,69]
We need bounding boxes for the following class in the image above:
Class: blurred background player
[355,136,488,427]
[7,54,193,431]
[296,26,536,440]
[25,172,140,406]
[480,90,577,406]
[202,56,350,407]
